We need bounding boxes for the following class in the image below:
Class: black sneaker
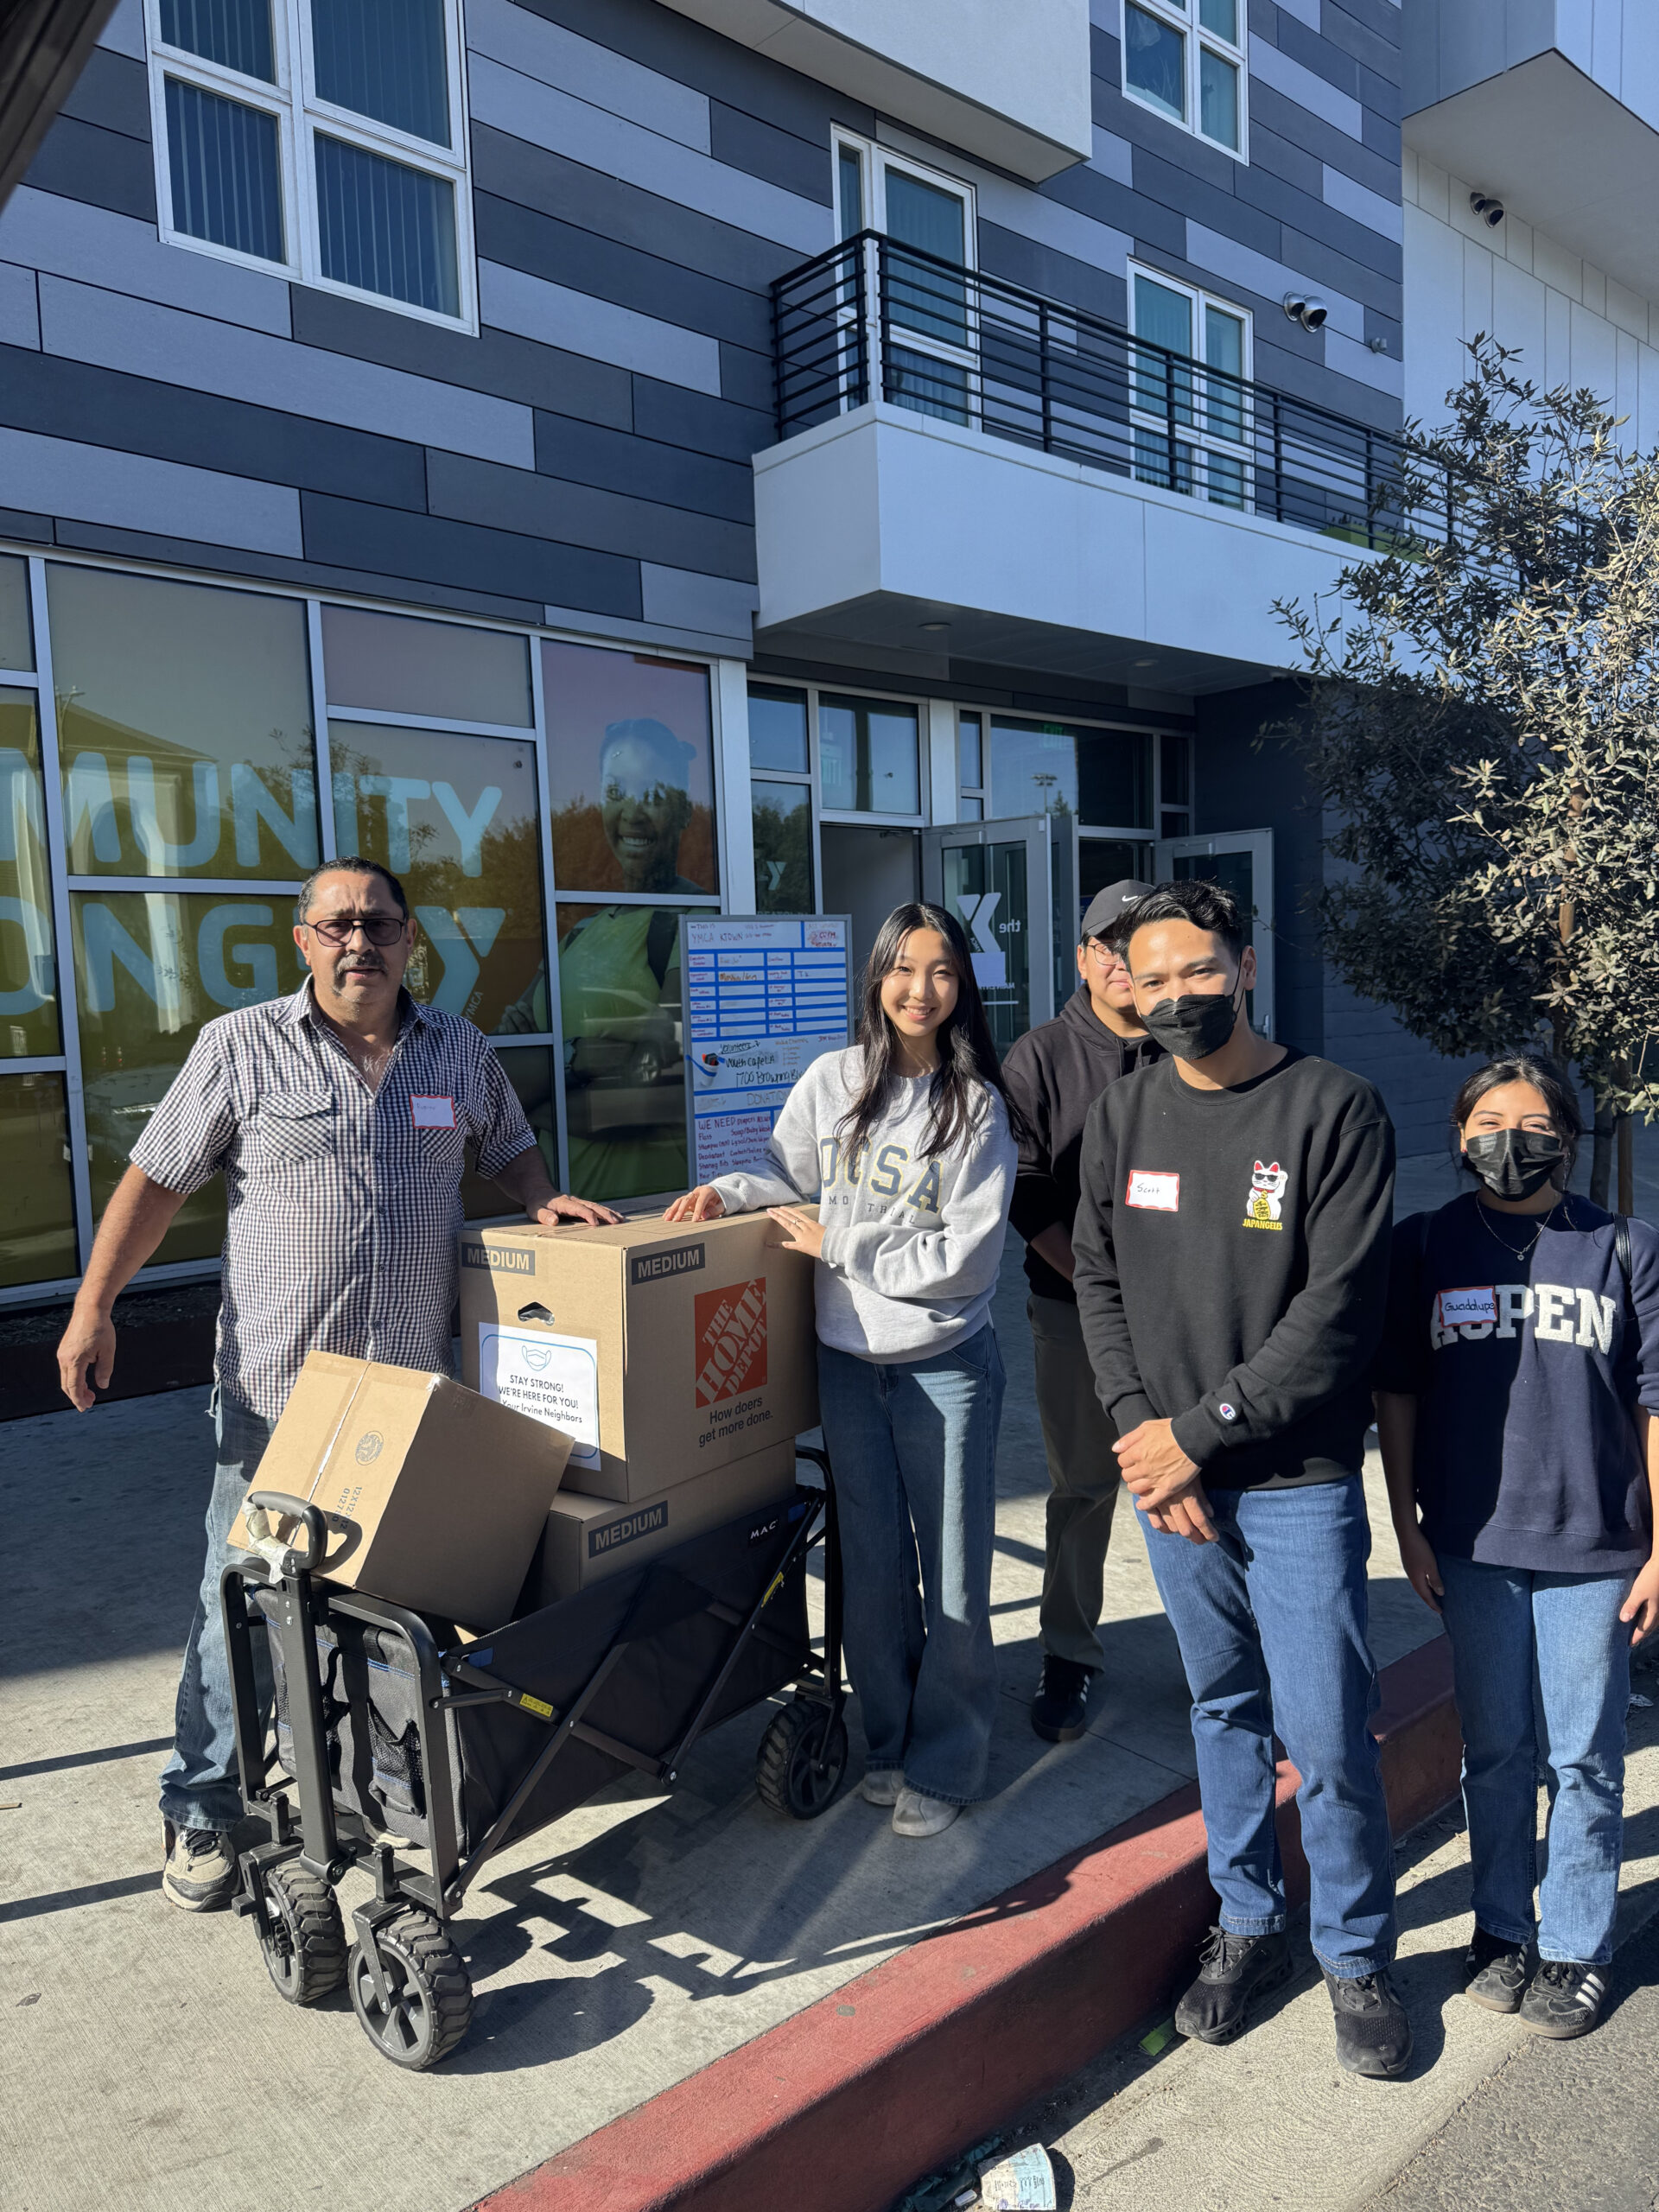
[1031,1656,1093,1744]
[1463,1927,1531,2014]
[1520,1960,1607,2040]
[1174,1926,1294,2044]
[161,1820,238,1911]
[1324,1967,1413,2077]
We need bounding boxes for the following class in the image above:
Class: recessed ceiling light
[1133,658,1157,669]
[919,620,950,632]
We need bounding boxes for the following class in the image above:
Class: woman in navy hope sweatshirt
[1376,1053,1659,2042]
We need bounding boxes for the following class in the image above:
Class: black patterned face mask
[1141,972,1243,1061]
[1463,1128,1564,1200]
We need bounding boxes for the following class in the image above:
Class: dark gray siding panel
[716,340,772,414]
[0,344,429,507]
[630,375,772,466]
[1270,12,1362,97]
[709,100,830,204]
[24,118,156,220]
[474,193,772,352]
[1130,147,1286,258]
[976,223,1126,327]
[1249,122,1332,201]
[426,449,757,577]
[300,493,643,616]
[289,283,635,427]
[532,410,753,521]
[0,505,53,543]
[1318,5,1402,77]
[1249,85,1399,196]
[59,48,151,140]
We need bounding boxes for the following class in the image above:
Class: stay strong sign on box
[458,1212,818,1502]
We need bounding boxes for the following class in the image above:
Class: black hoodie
[1002,987,1160,1302]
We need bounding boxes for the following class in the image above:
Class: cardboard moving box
[527,1438,802,1606]
[229,1352,572,1627]
[460,1211,817,1503]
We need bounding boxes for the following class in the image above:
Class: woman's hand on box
[664,1186,726,1222]
[768,1205,825,1259]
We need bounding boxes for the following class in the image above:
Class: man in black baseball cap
[1002,879,1159,1742]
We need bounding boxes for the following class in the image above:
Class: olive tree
[1272,335,1659,1204]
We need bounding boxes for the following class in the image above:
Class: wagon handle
[242,1490,329,1576]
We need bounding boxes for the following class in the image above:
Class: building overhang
[652,0,1091,181]
[753,404,1364,696]
[1405,51,1659,304]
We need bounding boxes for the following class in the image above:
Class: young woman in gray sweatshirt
[665,902,1019,1837]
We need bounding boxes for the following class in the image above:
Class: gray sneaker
[161,1821,237,1911]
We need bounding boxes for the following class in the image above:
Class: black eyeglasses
[304,912,406,947]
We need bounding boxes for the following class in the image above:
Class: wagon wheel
[254,1861,347,2006]
[756,1699,849,1819]
[347,1909,473,2069]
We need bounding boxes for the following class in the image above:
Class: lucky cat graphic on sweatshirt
[1244,1159,1287,1230]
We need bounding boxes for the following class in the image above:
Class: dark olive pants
[1028,1293,1122,1673]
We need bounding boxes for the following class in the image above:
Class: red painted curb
[473,1635,1458,2212]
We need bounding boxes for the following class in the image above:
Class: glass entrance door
[1153,827,1274,1037]
[923,814,1066,1053]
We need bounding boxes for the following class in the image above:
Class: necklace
[1476,1193,1567,1263]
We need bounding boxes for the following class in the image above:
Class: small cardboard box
[459,1211,817,1502]
[526,1438,802,1607]
[228,1352,572,1626]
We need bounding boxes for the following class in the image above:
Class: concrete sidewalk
[0,1246,1444,2212]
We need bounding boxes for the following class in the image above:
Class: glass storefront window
[819,695,919,816]
[543,641,718,896]
[460,1044,556,1217]
[328,721,547,1033]
[321,604,531,727]
[1,689,61,1057]
[748,684,809,773]
[990,719,1077,819]
[0,1071,77,1286]
[1080,728,1153,829]
[49,566,318,880]
[71,888,308,1262]
[0,556,33,671]
[1080,837,1154,924]
[1160,730,1192,809]
[556,899,690,1204]
[752,779,813,913]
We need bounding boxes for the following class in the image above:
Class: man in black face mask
[1071,879,1407,2079]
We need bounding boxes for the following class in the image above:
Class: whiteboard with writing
[681,915,853,1185]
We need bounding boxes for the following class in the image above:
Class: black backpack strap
[1617,1212,1633,1303]
[645,909,679,993]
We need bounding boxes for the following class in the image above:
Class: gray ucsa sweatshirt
[709,1047,1016,1363]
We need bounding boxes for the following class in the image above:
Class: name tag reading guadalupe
[1436,1285,1497,1331]
[1126,1169,1180,1211]
[410,1094,457,1129]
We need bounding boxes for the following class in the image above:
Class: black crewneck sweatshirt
[1072,1047,1395,1489]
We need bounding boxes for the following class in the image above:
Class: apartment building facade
[0,0,1618,1303]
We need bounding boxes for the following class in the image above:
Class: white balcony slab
[753,403,1364,693]
[652,0,1091,181]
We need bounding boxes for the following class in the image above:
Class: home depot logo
[693,1279,769,1406]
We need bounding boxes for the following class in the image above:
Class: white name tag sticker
[410,1094,457,1129]
[1438,1285,1497,1329]
[1126,1169,1180,1211]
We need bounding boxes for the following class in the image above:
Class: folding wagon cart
[219,1446,848,2069]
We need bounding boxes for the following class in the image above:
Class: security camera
[1470,192,1504,227]
[1282,293,1329,333]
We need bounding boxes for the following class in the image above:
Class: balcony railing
[772,232,1449,554]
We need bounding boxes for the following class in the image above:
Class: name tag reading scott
[1126,1169,1179,1211]
[410,1094,457,1129]
[1437,1285,1497,1329]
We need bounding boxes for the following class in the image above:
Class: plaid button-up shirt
[130,981,537,1421]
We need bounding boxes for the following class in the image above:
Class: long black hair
[1451,1051,1583,1179]
[837,901,1021,1161]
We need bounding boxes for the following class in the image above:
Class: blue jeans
[1437,1554,1634,1966]
[1144,1475,1397,1977]
[817,1325,1005,1806]
[158,1390,276,1834]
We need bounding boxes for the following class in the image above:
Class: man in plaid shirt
[55,857,620,1912]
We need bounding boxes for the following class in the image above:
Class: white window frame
[1121,0,1248,162]
[1128,264,1254,511]
[144,0,478,332]
[832,132,978,423]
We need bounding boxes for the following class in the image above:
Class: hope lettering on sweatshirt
[1431,1281,1616,1352]
[817,1135,943,1216]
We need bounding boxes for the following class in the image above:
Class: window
[957,712,985,820]
[834,133,976,425]
[1122,0,1245,157]
[1130,269,1252,508]
[145,0,475,327]
[749,685,814,913]
[819,695,921,817]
